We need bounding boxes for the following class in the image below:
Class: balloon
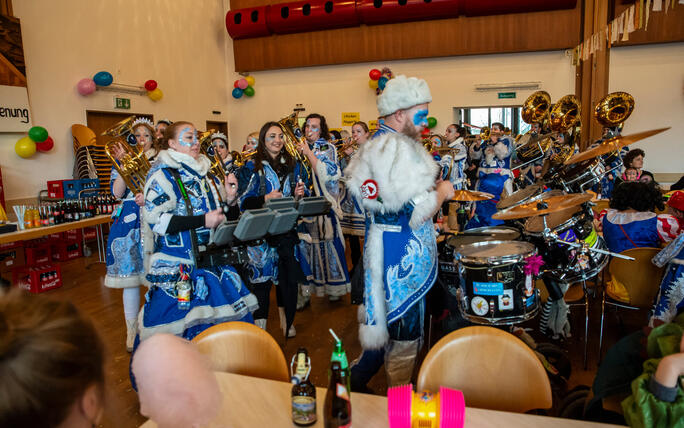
[368,79,378,89]
[234,80,240,88]
[147,88,163,101]
[77,78,96,95]
[427,117,437,129]
[369,69,382,80]
[245,76,255,86]
[243,86,255,97]
[237,78,248,90]
[232,87,244,99]
[144,79,158,91]
[36,136,54,152]
[93,71,113,86]
[378,76,388,90]
[28,126,48,143]
[421,128,430,137]
[15,136,36,158]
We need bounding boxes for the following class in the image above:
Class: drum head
[524,205,582,233]
[447,227,520,251]
[458,240,536,265]
[497,184,543,210]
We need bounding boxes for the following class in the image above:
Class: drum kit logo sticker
[472,281,503,296]
[498,289,514,311]
[470,296,489,316]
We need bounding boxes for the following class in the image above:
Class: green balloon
[427,117,437,129]
[28,126,48,143]
[244,86,255,97]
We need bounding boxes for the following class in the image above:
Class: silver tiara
[132,117,154,128]
[211,131,227,143]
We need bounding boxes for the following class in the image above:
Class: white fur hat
[376,75,432,117]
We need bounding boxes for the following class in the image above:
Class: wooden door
[84,111,154,192]
[206,120,228,137]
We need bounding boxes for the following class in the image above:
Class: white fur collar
[157,149,211,176]
[345,132,438,213]
[448,136,464,148]
[605,208,656,224]
[145,148,158,159]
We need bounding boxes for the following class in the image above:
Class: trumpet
[231,149,257,168]
[103,115,151,194]
[277,112,312,188]
[333,137,359,160]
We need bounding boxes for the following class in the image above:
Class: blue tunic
[297,138,351,296]
[105,166,144,288]
[339,152,365,236]
[139,150,257,342]
[651,234,684,325]
[602,210,661,254]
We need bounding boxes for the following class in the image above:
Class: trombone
[103,115,151,195]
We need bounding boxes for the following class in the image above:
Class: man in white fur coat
[345,75,455,388]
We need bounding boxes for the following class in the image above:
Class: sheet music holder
[233,208,275,242]
[264,197,296,211]
[297,196,331,217]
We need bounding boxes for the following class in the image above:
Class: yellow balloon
[15,136,36,158]
[369,79,378,89]
[148,88,163,101]
[245,76,255,86]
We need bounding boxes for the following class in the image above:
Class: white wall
[609,42,684,176]
[223,46,575,150]
[1,0,231,200]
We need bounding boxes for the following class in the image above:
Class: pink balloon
[77,78,96,96]
[237,78,248,90]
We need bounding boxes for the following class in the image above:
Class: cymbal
[564,127,670,165]
[451,190,494,202]
[492,193,593,220]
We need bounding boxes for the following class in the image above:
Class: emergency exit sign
[498,92,516,99]
[114,97,130,109]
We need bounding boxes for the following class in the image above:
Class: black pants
[248,280,275,320]
[348,235,362,270]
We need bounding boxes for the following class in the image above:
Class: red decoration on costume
[360,179,378,199]
[523,254,544,276]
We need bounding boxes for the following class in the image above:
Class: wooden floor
[5,252,642,427]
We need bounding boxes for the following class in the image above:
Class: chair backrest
[192,321,290,382]
[608,247,665,307]
[417,326,552,413]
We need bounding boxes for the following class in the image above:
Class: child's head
[624,167,639,181]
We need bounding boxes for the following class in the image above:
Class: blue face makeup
[413,109,429,127]
[178,126,198,147]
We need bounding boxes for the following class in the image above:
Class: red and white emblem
[360,179,378,199]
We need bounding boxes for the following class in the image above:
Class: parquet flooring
[6,251,644,427]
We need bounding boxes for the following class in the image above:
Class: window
[455,106,527,135]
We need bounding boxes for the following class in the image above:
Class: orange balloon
[369,79,378,89]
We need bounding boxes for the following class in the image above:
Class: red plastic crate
[51,240,82,261]
[12,264,62,294]
[25,240,52,266]
[0,245,25,274]
[47,179,66,199]
[83,227,97,240]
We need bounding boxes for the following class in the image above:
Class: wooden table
[0,215,111,262]
[141,372,620,428]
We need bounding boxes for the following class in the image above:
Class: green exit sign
[114,97,130,109]
[498,92,516,99]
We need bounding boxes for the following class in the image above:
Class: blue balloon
[232,87,244,99]
[93,71,113,86]
[378,76,388,90]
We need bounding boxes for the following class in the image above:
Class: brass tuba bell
[549,95,581,133]
[103,115,151,194]
[521,91,552,125]
[277,112,312,188]
[594,91,635,128]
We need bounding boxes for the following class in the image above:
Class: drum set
[439,124,670,329]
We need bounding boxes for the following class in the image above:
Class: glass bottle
[291,348,317,426]
[324,361,351,428]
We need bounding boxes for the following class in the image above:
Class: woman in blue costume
[297,113,350,303]
[104,117,158,352]
[466,122,514,229]
[600,182,678,254]
[138,121,257,343]
[339,121,370,273]
[237,121,307,338]
[209,131,234,171]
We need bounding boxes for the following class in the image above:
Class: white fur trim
[359,223,390,349]
[494,141,510,160]
[409,190,438,229]
[605,209,656,225]
[345,132,438,214]
[157,149,211,176]
[153,213,174,235]
[104,274,141,288]
[376,75,432,117]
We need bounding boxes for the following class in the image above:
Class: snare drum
[456,240,539,325]
[524,206,608,283]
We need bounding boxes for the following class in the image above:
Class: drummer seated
[601,182,680,302]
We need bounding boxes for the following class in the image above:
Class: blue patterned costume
[467,137,514,229]
[339,152,366,236]
[138,150,257,341]
[439,137,468,191]
[297,138,350,296]
[601,210,677,254]
[105,160,150,288]
[651,234,684,325]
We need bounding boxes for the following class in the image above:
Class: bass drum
[456,240,540,325]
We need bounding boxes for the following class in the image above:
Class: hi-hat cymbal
[492,193,593,220]
[451,190,494,202]
[564,127,670,165]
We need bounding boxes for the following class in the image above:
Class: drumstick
[554,238,635,260]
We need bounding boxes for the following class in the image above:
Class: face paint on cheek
[177,127,197,147]
[413,109,429,127]
[265,135,276,143]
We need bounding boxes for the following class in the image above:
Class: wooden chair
[598,247,665,358]
[192,321,290,382]
[417,326,552,413]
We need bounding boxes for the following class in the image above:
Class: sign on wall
[0,85,32,132]
[341,112,360,126]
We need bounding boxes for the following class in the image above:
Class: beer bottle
[329,331,351,393]
[73,200,80,221]
[48,203,55,226]
[291,348,317,426]
[324,361,351,428]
